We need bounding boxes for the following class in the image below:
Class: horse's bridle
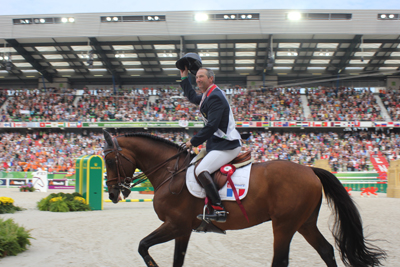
[103,136,193,196]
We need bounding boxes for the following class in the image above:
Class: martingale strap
[221,164,249,223]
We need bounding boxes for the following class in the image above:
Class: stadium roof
[0,9,400,87]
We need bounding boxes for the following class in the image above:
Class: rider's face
[196,69,213,93]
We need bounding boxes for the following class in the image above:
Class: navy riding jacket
[180,78,242,152]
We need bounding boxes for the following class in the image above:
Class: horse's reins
[104,137,195,194]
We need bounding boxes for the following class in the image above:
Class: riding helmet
[175,53,202,75]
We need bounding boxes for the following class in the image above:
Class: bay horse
[103,131,386,267]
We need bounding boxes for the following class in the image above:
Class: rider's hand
[180,66,189,78]
[185,140,192,148]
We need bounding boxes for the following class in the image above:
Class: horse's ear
[103,130,113,146]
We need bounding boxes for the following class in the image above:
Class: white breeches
[195,146,242,176]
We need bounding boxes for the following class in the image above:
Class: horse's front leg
[173,233,192,267]
[138,221,191,267]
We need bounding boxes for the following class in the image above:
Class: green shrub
[49,199,69,212]
[37,193,91,212]
[19,185,35,192]
[0,218,33,257]
[0,197,23,214]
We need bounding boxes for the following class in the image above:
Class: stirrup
[197,205,228,223]
[198,204,210,223]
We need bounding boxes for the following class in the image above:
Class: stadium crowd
[307,87,384,121]
[1,130,399,173]
[230,87,305,121]
[381,89,400,121]
[1,89,75,122]
[1,86,396,123]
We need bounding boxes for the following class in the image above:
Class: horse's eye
[106,159,114,165]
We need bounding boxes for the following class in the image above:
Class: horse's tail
[311,167,387,267]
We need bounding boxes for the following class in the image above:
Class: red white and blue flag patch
[227,182,246,197]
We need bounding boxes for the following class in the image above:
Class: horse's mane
[120,132,182,150]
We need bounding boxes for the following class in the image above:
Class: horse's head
[103,130,136,203]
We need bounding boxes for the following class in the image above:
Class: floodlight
[389,14,395,18]
[195,13,209,21]
[288,12,301,20]
[380,14,387,18]
[40,18,45,23]
[154,16,159,20]
[61,17,68,23]
[106,17,112,21]
[224,15,229,19]
[241,15,246,19]
[113,17,118,21]
[247,15,252,19]
[69,17,75,22]
[231,15,236,19]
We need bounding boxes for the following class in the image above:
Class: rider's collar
[204,84,217,97]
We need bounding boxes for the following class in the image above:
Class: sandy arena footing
[0,188,398,267]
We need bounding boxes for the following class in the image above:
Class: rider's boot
[196,171,228,223]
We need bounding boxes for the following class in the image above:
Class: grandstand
[0,9,400,174]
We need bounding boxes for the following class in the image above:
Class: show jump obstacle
[75,155,104,210]
[387,159,400,198]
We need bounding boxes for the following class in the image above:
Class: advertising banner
[32,170,48,192]
[2,120,400,128]
[48,179,73,189]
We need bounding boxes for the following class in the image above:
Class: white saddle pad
[186,163,252,201]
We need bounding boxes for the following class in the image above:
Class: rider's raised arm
[180,78,202,105]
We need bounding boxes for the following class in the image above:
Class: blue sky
[1,0,399,16]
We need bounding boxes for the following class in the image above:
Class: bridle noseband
[103,137,137,197]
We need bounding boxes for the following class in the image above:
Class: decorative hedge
[0,197,23,214]
[0,218,33,257]
[37,192,91,212]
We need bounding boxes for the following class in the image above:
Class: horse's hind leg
[173,233,191,267]
[298,224,337,267]
[138,222,191,267]
[297,201,337,267]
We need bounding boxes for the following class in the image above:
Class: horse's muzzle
[109,192,119,204]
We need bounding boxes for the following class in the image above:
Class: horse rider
[179,66,242,223]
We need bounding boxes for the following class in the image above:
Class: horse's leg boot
[196,171,227,223]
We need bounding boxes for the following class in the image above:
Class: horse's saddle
[194,150,253,190]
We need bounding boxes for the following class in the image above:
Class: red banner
[369,153,389,180]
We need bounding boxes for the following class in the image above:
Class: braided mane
[121,132,182,150]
